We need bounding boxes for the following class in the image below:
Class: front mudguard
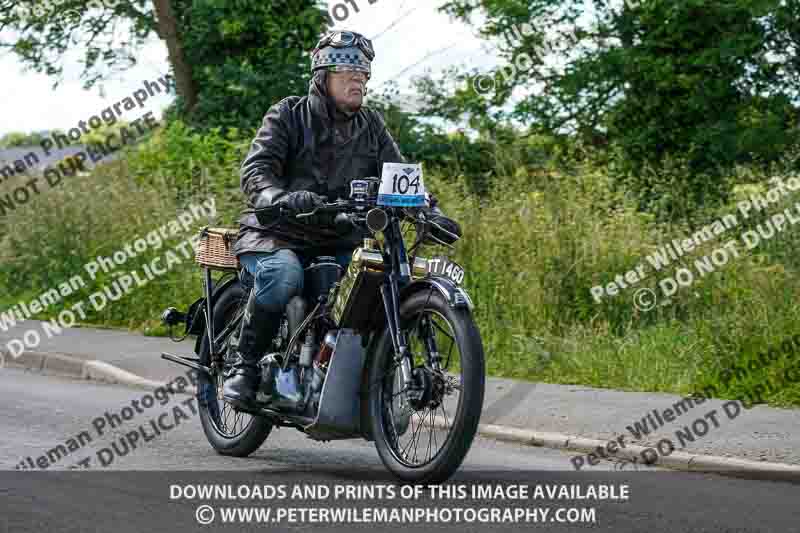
[400,275,474,311]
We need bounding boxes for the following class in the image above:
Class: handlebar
[279,200,363,235]
[294,200,355,219]
[254,195,431,235]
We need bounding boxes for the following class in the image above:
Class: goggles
[314,31,375,61]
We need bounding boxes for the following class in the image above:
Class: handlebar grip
[293,196,329,219]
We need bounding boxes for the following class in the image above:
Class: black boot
[223,289,282,412]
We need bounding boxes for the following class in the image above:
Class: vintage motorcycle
[160,167,485,484]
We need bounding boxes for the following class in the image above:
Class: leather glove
[279,190,324,214]
[425,213,462,246]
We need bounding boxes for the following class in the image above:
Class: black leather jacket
[232,70,406,256]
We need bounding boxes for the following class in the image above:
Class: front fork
[380,215,442,400]
[380,281,442,405]
[380,279,442,401]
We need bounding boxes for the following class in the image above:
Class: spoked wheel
[369,289,485,484]
[197,281,273,456]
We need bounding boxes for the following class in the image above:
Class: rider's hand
[423,209,462,245]
[280,190,324,214]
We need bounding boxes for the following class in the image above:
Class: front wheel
[369,289,485,484]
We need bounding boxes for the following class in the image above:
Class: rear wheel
[197,281,273,456]
[369,289,485,484]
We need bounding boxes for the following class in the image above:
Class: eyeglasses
[315,31,375,61]
[328,67,370,82]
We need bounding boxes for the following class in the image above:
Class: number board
[378,163,427,208]
[426,256,465,285]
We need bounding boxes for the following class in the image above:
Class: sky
[0,0,504,137]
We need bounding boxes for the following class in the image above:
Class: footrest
[161,352,211,376]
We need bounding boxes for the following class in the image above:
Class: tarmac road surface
[0,369,797,533]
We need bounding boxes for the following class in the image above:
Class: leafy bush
[0,131,46,148]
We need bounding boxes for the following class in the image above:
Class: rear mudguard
[189,275,241,355]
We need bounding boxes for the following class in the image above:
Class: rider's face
[327,69,369,114]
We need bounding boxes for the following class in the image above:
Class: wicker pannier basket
[195,227,240,271]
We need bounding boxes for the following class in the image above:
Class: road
[0,369,797,532]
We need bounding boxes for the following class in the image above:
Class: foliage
[4,0,800,409]
[124,119,252,215]
[421,0,800,217]
[78,122,130,146]
[368,93,557,196]
[165,0,327,130]
[0,0,155,88]
[0,131,47,148]
[5,123,800,406]
[0,0,328,132]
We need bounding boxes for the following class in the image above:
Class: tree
[0,1,165,92]
[420,0,800,214]
[166,0,325,130]
[0,0,327,130]
[152,0,195,112]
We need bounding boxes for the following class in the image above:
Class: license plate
[426,256,465,285]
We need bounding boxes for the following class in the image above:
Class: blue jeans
[238,249,353,314]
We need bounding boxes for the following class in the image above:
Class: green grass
[2,123,799,408]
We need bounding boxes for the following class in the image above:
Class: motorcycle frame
[164,198,474,410]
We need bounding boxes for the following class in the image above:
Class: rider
[224,30,461,411]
